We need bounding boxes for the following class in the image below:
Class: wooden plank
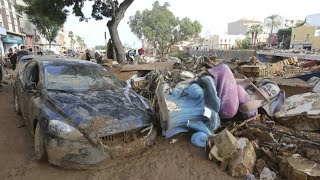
[120,62,176,72]
[155,77,169,131]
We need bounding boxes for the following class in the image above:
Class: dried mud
[0,84,236,180]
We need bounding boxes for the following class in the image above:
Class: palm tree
[76,35,85,50]
[266,14,281,46]
[247,24,264,48]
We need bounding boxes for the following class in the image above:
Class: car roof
[34,56,98,66]
[20,55,37,60]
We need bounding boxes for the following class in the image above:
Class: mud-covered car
[14,55,36,78]
[13,57,156,168]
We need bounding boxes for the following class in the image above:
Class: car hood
[44,89,153,137]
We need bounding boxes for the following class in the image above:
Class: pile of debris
[108,55,320,179]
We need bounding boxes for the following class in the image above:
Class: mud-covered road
[0,83,235,180]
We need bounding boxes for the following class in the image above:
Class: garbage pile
[109,55,320,179]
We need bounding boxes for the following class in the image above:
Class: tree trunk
[269,25,274,46]
[251,33,254,47]
[112,46,117,62]
[107,21,125,63]
[106,0,134,64]
[254,34,258,49]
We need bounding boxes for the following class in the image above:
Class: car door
[20,61,39,128]
[17,61,32,119]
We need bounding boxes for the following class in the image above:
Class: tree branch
[117,0,134,19]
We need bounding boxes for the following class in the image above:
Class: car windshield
[44,63,124,91]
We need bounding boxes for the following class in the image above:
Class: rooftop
[232,19,262,24]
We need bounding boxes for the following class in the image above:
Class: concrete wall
[189,49,256,60]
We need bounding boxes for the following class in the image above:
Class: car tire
[34,123,47,161]
[14,92,21,115]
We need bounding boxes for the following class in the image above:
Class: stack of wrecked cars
[125,54,320,179]
[13,56,156,168]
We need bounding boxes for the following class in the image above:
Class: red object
[138,48,145,55]
[300,61,317,68]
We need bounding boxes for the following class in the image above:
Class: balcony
[291,40,312,45]
[32,35,41,43]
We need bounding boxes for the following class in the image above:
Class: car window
[22,61,39,87]
[44,63,124,92]
[19,61,34,85]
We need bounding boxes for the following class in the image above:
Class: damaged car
[13,57,156,168]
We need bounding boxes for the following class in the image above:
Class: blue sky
[65,0,320,48]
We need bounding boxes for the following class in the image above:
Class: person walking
[8,48,17,71]
[17,45,29,62]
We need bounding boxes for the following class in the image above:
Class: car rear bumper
[46,128,157,169]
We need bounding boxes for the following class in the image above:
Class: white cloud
[65,0,320,48]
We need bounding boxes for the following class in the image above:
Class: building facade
[290,25,320,51]
[228,19,262,35]
[285,19,304,28]
[203,34,246,50]
[0,2,6,57]
[1,0,25,55]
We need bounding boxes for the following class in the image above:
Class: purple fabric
[208,64,256,119]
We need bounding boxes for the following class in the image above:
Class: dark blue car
[13,57,156,168]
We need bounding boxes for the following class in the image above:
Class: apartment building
[0,0,25,54]
[228,19,262,35]
[291,24,320,51]
[203,34,246,50]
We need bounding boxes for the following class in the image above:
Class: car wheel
[14,93,21,115]
[34,123,47,161]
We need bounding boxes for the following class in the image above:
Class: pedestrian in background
[28,48,34,55]
[17,45,29,62]
[8,48,17,71]
[85,49,91,61]
[37,50,43,56]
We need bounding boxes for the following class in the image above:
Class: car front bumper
[46,128,157,169]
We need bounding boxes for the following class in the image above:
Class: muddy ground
[0,83,236,180]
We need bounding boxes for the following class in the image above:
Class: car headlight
[48,120,86,141]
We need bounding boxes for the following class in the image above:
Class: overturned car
[13,57,156,168]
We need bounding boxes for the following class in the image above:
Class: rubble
[275,92,320,131]
[281,154,320,179]
[255,159,268,174]
[238,57,314,79]
[270,78,312,97]
[227,138,256,177]
[121,54,320,179]
[120,61,176,71]
[208,145,223,162]
[213,129,239,157]
[180,71,195,80]
[303,148,320,163]
[260,167,276,180]
[308,77,320,93]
